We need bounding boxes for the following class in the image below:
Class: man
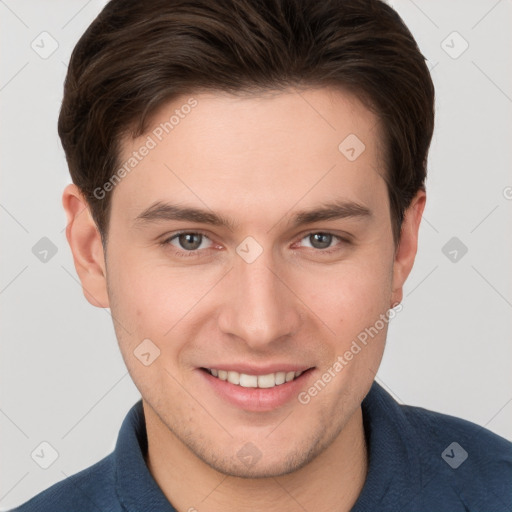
[11,0,512,511]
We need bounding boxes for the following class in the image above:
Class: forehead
[113,87,387,226]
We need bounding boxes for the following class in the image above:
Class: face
[68,87,422,478]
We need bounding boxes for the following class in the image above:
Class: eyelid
[162,229,215,246]
[294,232,349,251]
[161,229,351,257]
[161,230,348,245]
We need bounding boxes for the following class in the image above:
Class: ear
[390,189,426,307]
[62,184,110,308]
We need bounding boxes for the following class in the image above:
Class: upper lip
[200,364,314,375]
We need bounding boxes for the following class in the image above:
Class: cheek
[302,258,392,331]
[105,250,224,373]
[298,263,392,411]
[297,254,393,397]
[105,258,189,399]
[107,249,204,327]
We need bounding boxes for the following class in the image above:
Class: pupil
[311,233,331,249]
[180,233,201,250]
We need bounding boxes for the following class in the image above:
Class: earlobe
[390,190,426,307]
[62,184,110,308]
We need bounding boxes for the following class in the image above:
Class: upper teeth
[208,369,303,388]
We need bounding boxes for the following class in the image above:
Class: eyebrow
[133,199,372,231]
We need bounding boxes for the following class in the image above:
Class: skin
[63,87,425,512]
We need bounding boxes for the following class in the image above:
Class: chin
[193,431,331,479]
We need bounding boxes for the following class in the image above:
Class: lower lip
[199,369,315,412]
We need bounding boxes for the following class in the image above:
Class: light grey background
[1,0,511,508]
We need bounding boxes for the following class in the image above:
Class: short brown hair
[58,0,434,245]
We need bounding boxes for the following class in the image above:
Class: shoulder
[9,453,121,512]
[360,383,512,510]
[400,402,512,508]
[401,401,512,462]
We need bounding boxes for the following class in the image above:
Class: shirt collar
[351,381,423,511]
[114,400,176,512]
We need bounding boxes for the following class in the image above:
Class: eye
[298,232,345,252]
[164,232,214,253]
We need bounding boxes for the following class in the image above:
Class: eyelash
[160,230,349,258]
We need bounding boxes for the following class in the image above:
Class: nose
[217,249,302,350]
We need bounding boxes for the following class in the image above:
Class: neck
[144,403,367,512]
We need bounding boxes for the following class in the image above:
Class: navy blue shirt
[10,382,512,511]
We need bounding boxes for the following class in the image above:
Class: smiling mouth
[201,368,313,389]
